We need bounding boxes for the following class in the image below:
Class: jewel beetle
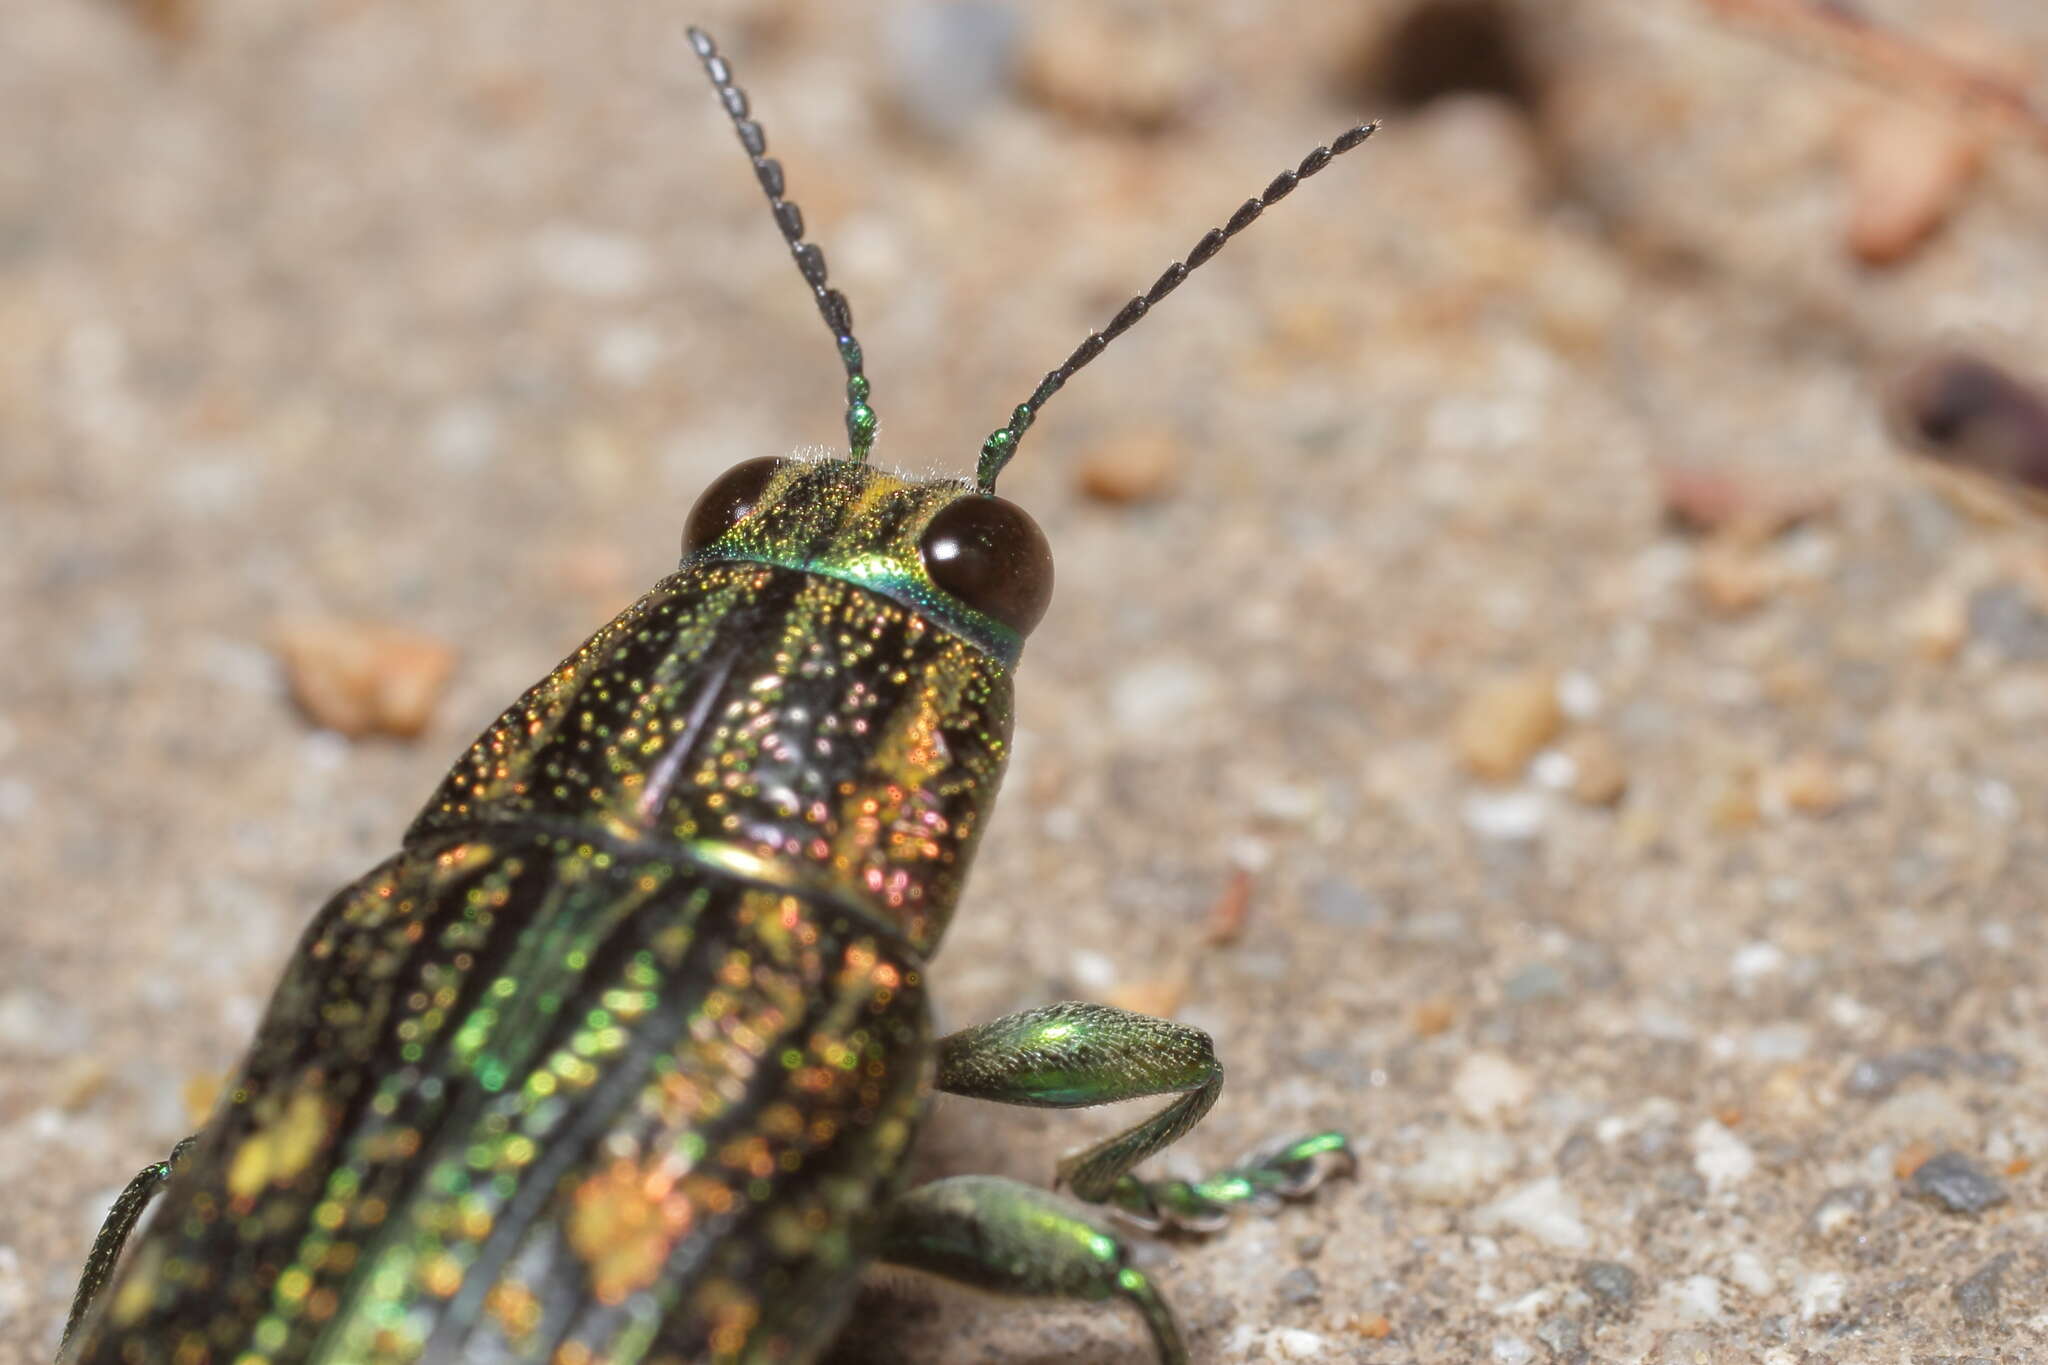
[60,27,1374,1365]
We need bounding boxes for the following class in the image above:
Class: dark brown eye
[918,495,1054,636]
[682,457,783,554]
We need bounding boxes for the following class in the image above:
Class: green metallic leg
[878,1175,1188,1365]
[936,1002,1353,1231]
[59,1135,197,1357]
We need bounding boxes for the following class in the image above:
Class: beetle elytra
[61,26,1374,1365]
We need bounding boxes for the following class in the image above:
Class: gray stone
[1534,1313,1584,1360]
[1844,1046,1957,1099]
[1969,583,2048,661]
[1907,1152,2009,1215]
[1951,1252,2012,1324]
[1578,1260,1638,1317]
[1275,1266,1322,1306]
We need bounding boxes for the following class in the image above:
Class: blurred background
[5,1,2048,1359]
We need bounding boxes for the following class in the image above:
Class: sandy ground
[5,1,2048,1361]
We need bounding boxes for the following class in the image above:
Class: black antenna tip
[976,116,1382,492]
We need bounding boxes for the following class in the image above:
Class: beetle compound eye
[682,457,784,554]
[918,495,1055,636]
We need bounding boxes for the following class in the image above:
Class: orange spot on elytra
[568,1157,694,1304]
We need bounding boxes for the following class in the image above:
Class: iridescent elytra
[60,27,1373,1365]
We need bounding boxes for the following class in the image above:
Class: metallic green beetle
[61,28,1372,1365]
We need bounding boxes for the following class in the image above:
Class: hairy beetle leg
[937,1002,1219,1214]
[935,1003,1352,1232]
[877,1175,1188,1365]
[60,1134,198,1355]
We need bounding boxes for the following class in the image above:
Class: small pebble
[1691,1119,1756,1192]
[1901,586,1970,662]
[1555,670,1603,720]
[1952,1251,2011,1324]
[1491,1336,1534,1365]
[1398,1127,1518,1203]
[1806,1185,1872,1241]
[1504,962,1568,1003]
[1839,100,1982,266]
[1844,1046,1956,1099]
[1657,462,1832,541]
[1650,1331,1717,1365]
[1770,752,1844,816]
[1452,1051,1535,1123]
[1534,1314,1582,1360]
[1454,671,1562,780]
[1728,940,1786,991]
[1577,1261,1638,1317]
[1906,1150,2009,1214]
[1271,1327,1331,1361]
[1725,1249,1774,1298]
[1694,541,1776,614]
[1796,1269,1847,1322]
[1274,1267,1321,1306]
[1868,1085,1979,1149]
[1077,427,1181,505]
[1660,1274,1724,1325]
[1561,731,1627,806]
[1530,748,1576,792]
[275,620,457,741]
[1471,1177,1590,1250]
[1410,996,1456,1036]
[1892,350,2048,497]
[1967,583,2048,662]
[1461,789,1547,843]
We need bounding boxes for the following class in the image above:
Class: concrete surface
[4,2,2047,1361]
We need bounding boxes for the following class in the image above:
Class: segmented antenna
[687,27,878,461]
[976,120,1380,493]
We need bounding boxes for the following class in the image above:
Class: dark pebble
[1952,1252,2012,1323]
[1275,1266,1321,1306]
[1293,1234,1326,1261]
[1577,1260,1638,1317]
[1907,1151,2009,1215]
